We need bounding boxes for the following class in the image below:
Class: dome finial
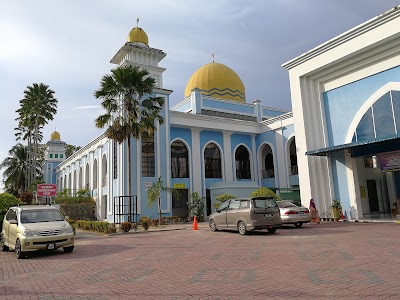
[137,17,139,27]
[211,52,215,62]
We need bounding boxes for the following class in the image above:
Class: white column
[191,128,202,194]
[275,129,288,188]
[223,131,233,181]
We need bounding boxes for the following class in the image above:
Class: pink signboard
[377,150,400,172]
[37,184,57,197]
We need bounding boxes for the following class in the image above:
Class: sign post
[37,184,57,204]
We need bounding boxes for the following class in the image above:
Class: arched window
[93,160,98,189]
[354,91,400,142]
[261,144,274,178]
[289,138,298,175]
[102,155,107,187]
[204,143,222,178]
[171,140,189,178]
[79,167,83,190]
[142,133,155,177]
[85,163,90,190]
[235,145,251,179]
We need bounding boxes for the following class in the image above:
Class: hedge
[75,220,112,234]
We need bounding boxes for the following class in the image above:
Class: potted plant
[331,199,342,221]
[121,221,132,232]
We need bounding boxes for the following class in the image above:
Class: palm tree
[0,144,28,195]
[147,176,178,226]
[16,83,57,187]
[94,65,165,198]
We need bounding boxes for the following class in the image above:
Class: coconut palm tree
[16,83,57,187]
[94,65,165,198]
[14,118,44,189]
[0,144,28,196]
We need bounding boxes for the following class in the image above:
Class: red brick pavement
[0,222,399,300]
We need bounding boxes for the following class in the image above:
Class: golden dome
[184,62,245,102]
[127,27,149,46]
[51,131,60,141]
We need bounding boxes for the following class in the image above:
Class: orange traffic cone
[192,216,198,230]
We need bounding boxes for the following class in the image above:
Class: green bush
[75,220,112,234]
[140,216,150,230]
[54,196,94,204]
[214,193,236,209]
[250,187,280,201]
[0,193,21,227]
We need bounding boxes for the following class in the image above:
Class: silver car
[209,197,282,235]
[277,201,311,227]
[1,205,75,259]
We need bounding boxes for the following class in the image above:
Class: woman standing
[309,199,320,224]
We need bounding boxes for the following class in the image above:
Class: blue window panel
[356,108,375,141]
[373,92,395,138]
[392,91,400,132]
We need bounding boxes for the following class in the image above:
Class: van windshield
[20,210,65,223]
[253,199,278,209]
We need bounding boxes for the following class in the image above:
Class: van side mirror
[9,220,18,225]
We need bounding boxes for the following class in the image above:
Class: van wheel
[63,246,74,253]
[294,222,303,228]
[238,221,247,235]
[209,220,218,232]
[15,239,27,259]
[1,235,9,252]
[267,228,277,234]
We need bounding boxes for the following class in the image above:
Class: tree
[147,176,178,226]
[189,192,206,222]
[66,144,81,158]
[94,65,164,199]
[214,193,236,209]
[0,193,21,228]
[0,144,28,196]
[16,83,57,188]
[250,187,280,201]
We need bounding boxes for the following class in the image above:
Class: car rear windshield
[253,199,278,208]
[277,202,297,208]
[20,209,65,223]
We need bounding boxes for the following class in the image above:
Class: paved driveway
[1,222,399,299]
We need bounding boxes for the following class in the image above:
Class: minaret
[43,131,66,184]
[110,19,167,88]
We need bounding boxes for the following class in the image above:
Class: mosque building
[47,23,297,222]
[46,6,400,222]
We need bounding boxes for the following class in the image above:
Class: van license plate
[298,212,304,215]
[47,244,55,250]
[264,214,273,217]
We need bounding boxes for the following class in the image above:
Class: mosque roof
[50,131,60,141]
[184,62,246,103]
[127,27,149,46]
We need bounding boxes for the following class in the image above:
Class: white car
[277,201,311,227]
[1,205,75,259]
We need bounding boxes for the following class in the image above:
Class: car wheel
[238,221,247,235]
[15,239,27,259]
[294,222,303,228]
[1,235,9,252]
[209,220,218,232]
[267,228,277,234]
[63,246,74,253]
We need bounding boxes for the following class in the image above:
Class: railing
[261,112,293,126]
[261,169,275,179]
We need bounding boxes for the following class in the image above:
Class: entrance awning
[305,134,400,157]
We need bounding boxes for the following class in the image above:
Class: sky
[1,0,400,192]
